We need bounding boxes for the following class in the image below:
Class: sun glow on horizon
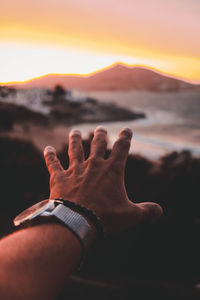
[0,42,200,85]
[0,42,158,83]
[1,0,200,84]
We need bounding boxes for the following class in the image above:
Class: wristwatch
[13,199,96,253]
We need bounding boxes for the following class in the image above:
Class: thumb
[138,202,163,223]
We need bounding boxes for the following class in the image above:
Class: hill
[4,64,200,92]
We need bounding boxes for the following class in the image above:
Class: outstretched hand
[44,127,162,234]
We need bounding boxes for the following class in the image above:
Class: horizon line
[1,62,200,86]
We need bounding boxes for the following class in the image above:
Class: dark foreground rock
[0,86,145,132]
[49,97,145,124]
[0,102,48,132]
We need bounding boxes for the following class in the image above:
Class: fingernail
[44,146,56,155]
[69,129,81,137]
[121,128,133,138]
[95,126,107,134]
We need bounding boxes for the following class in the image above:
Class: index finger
[43,146,63,175]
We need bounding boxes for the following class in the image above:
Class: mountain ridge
[2,63,200,92]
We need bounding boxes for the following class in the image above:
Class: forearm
[0,223,82,300]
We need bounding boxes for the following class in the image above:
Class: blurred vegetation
[0,102,48,131]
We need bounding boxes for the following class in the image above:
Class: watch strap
[55,198,104,238]
[41,204,95,252]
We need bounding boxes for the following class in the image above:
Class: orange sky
[0,0,200,83]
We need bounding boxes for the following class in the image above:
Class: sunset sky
[0,0,200,83]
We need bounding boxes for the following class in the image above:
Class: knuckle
[46,153,56,164]
[70,133,81,144]
[69,140,78,150]
[101,139,107,148]
[88,155,102,167]
[94,133,106,143]
[110,161,123,174]
[50,160,59,167]
[117,137,130,150]
[70,161,80,169]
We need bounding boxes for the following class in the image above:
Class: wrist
[13,199,97,268]
[54,198,104,239]
[68,207,97,238]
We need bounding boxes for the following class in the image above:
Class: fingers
[44,146,63,175]
[110,128,133,167]
[90,126,108,158]
[68,129,85,165]
[138,202,163,223]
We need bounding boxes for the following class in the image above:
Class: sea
[70,90,200,160]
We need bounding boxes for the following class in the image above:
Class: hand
[44,126,163,234]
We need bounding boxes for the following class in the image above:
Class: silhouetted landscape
[4,64,200,92]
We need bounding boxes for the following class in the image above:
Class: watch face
[14,199,55,226]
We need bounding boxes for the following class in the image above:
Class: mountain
[4,63,200,92]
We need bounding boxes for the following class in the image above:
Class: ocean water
[70,91,200,160]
